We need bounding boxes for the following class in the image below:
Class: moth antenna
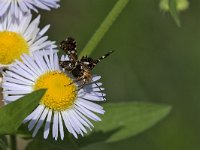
[95,50,114,64]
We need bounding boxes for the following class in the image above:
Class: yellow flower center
[34,71,77,111]
[0,31,29,65]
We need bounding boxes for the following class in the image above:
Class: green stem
[79,0,129,57]
[10,135,17,150]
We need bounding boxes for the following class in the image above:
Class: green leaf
[88,102,171,143]
[0,89,46,135]
[26,140,63,150]
[168,0,181,27]
[26,102,171,149]
[26,137,78,150]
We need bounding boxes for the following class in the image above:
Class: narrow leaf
[169,0,181,27]
[0,89,46,135]
[78,102,171,146]
[79,0,129,57]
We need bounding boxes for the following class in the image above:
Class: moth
[59,37,113,89]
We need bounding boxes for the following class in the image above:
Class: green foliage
[25,102,171,150]
[168,0,181,27]
[0,0,190,149]
[79,102,171,145]
[26,138,78,150]
[0,89,46,135]
[96,102,171,142]
[24,102,171,150]
[159,0,189,27]
[79,0,129,57]
[160,0,189,12]
[32,0,200,149]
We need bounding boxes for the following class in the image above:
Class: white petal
[28,105,45,131]
[49,50,55,70]
[54,53,60,70]
[78,89,105,97]
[22,54,42,76]
[4,95,23,102]
[44,109,52,139]
[3,90,31,95]
[91,76,101,82]
[2,82,32,91]
[53,111,59,140]
[61,111,78,138]
[77,99,105,114]
[71,109,92,130]
[32,108,49,137]
[43,51,52,70]
[61,55,65,61]
[14,60,38,80]
[58,112,64,140]
[23,105,42,124]
[74,109,93,127]
[3,76,33,86]
[68,110,87,134]
[79,93,104,101]
[33,51,48,72]
[37,25,50,38]
[65,111,83,136]
[5,70,34,85]
[75,105,101,121]
[11,65,36,81]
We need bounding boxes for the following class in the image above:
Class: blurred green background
[39,0,200,149]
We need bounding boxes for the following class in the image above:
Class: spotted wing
[80,56,97,70]
[80,51,114,70]
[59,60,75,71]
[59,37,78,61]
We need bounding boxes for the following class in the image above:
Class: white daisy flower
[2,50,105,140]
[0,12,56,67]
[0,0,60,18]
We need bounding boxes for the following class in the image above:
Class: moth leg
[77,78,87,91]
[68,76,84,86]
